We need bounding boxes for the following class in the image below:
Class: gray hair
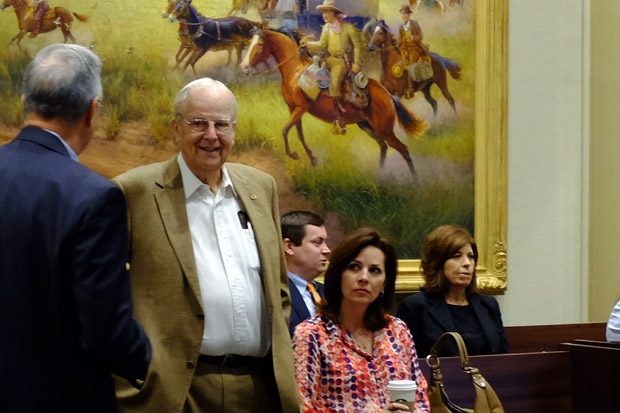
[22,43,103,123]
[173,77,238,121]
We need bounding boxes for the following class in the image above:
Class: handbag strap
[427,332,472,371]
[426,332,505,413]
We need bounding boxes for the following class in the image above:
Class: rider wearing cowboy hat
[300,0,361,135]
[397,4,430,98]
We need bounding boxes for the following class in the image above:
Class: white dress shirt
[179,154,270,357]
[288,271,317,316]
[606,299,620,343]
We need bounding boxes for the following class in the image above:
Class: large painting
[0,0,507,293]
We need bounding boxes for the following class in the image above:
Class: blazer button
[187,361,195,369]
[197,313,204,320]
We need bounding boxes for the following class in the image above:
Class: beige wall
[499,0,588,326]
[589,2,620,321]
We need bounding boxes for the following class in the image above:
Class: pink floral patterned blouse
[293,314,430,413]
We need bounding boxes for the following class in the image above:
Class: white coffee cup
[388,379,417,410]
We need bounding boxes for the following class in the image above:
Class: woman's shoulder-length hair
[319,227,398,331]
[420,224,479,296]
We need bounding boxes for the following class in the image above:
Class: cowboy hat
[400,5,413,14]
[317,0,343,14]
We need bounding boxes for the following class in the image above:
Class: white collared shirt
[288,271,317,316]
[178,154,271,357]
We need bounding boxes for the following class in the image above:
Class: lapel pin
[250,194,257,200]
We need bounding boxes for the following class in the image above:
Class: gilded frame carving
[396,0,508,295]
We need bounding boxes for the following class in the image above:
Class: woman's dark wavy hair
[319,227,397,331]
[420,225,478,296]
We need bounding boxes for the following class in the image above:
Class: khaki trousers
[183,357,283,413]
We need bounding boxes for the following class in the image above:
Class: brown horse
[239,28,426,178]
[1,0,88,49]
[367,20,461,118]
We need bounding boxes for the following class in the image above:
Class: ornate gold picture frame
[396,0,508,294]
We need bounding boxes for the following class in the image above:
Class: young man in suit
[281,211,331,336]
[0,43,151,412]
[113,78,301,412]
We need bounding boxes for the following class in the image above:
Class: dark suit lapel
[469,294,498,352]
[427,294,457,332]
[289,279,310,321]
[153,157,203,309]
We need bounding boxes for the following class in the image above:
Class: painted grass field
[0,0,476,258]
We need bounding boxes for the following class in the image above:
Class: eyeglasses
[178,115,236,134]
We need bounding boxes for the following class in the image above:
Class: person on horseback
[397,5,430,98]
[300,0,361,135]
[29,0,49,38]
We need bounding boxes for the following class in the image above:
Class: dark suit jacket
[112,157,301,412]
[289,278,324,336]
[397,291,510,358]
[0,127,151,412]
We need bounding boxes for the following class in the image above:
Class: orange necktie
[306,283,322,305]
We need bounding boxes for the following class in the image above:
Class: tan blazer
[112,156,301,413]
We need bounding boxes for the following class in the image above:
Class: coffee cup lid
[388,380,417,390]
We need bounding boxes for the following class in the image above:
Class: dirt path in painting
[0,121,328,234]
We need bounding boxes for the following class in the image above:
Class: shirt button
[187,361,195,369]
[197,313,204,320]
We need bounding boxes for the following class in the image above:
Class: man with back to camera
[112,77,301,412]
[281,211,331,336]
[0,43,151,412]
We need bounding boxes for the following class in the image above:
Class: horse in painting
[166,0,259,73]
[367,19,461,118]
[240,28,427,178]
[1,0,87,48]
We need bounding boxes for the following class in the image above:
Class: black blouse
[448,304,492,356]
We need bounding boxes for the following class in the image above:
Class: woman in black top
[397,225,510,358]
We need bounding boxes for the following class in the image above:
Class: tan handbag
[427,332,504,413]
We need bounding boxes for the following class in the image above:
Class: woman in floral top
[293,228,430,413]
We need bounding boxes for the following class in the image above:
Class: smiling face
[340,246,386,310]
[443,244,475,289]
[172,84,237,183]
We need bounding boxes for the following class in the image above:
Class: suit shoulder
[113,158,176,195]
[474,292,499,305]
[471,293,501,312]
[400,291,429,308]
[115,160,170,182]
[227,163,275,183]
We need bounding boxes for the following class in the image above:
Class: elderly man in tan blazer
[113,78,301,412]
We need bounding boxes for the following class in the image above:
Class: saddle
[392,57,434,82]
[298,57,369,109]
[25,6,56,22]
[344,71,369,109]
